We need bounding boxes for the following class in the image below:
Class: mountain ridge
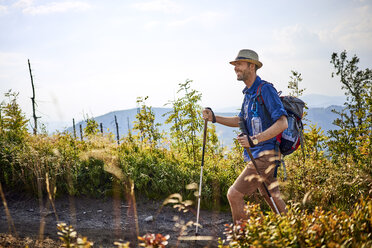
[50,105,342,148]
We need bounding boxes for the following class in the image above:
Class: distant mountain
[65,108,171,139]
[305,105,342,132]
[215,94,347,112]
[300,94,346,108]
[56,104,342,148]
[63,108,241,148]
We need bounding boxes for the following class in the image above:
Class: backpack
[255,82,306,156]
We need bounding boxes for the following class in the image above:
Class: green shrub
[283,152,372,211]
[219,197,372,247]
[76,157,113,197]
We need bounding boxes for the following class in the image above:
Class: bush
[283,151,372,211]
[219,197,372,247]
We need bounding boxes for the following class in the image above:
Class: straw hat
[229,49,263,69]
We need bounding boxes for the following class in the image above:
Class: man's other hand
[237,134,251,148]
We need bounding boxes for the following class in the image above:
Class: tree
[328,51,372,167]
[304,124,328,160]
[84,117,99,136]
[164,80,203,164]
[288,70,306,97]
[0,90,28,144]
[206,123,222,156]
[133,96,162,147]
[0,90,29,186]
[286,70,312,163]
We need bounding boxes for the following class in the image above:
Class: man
[202,49,288,223]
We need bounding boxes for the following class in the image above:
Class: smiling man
[203,49,288,223]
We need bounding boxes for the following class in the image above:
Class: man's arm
[202,109,240,127]
[237,115,288,148]
[255,115,288,143]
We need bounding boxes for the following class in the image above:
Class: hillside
[62,105,342,147]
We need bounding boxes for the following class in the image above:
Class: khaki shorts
[232,150,280,196]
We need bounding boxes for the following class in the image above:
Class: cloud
[0,5,7,14]
[268,3,372,60]
[0,52,26,67]
[12,0,34,9]
[168,11,227,28]
[13,1,91,15]
[132,0,181,14]
[318,5,372,52]
[269,24,324,59]
[140,10,227,30]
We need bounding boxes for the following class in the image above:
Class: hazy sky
[1,0,371,125]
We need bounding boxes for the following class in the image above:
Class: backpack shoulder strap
[255,80,273,105]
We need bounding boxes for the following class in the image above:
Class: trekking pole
[238,118,281,215]
[196,119,208,235]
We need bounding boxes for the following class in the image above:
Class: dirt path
[0,193,232,247]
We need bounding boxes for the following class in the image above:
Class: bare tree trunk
[80,124,83,141]
[115,115,120,145]
[28,59,38,135]
[127,117,130,133]
[73,118,76,139]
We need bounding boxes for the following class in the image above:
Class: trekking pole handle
[238,117,256,147]
[204,107,216,123]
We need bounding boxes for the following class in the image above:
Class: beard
[236,69,250,81]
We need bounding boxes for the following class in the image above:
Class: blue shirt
[238,75,287,161]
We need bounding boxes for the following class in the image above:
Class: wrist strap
[205,107,216,123]
[247,135,256,148]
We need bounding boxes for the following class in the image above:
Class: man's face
[234,61,253,81]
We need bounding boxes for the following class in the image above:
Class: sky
[0,0,372,128]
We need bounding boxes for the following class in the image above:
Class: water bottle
[282,116,297,141]
[251,112,262,136]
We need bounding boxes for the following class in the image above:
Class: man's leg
[227,162,262,223]
[227,151,287,223]
[227,186,247,223]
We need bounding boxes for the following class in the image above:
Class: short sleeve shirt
[238,76,287,161]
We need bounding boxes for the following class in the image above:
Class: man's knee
[227,186,244,201]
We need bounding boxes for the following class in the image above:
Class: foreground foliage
[55,196,372,247]
[220,197,372,248]
[57,222,169,248]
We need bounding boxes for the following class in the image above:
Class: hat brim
[230,59,263,69]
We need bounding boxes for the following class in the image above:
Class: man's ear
[248,62,255,70]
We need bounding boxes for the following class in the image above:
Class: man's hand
[202,108,214,122]
[237,134,251,148]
